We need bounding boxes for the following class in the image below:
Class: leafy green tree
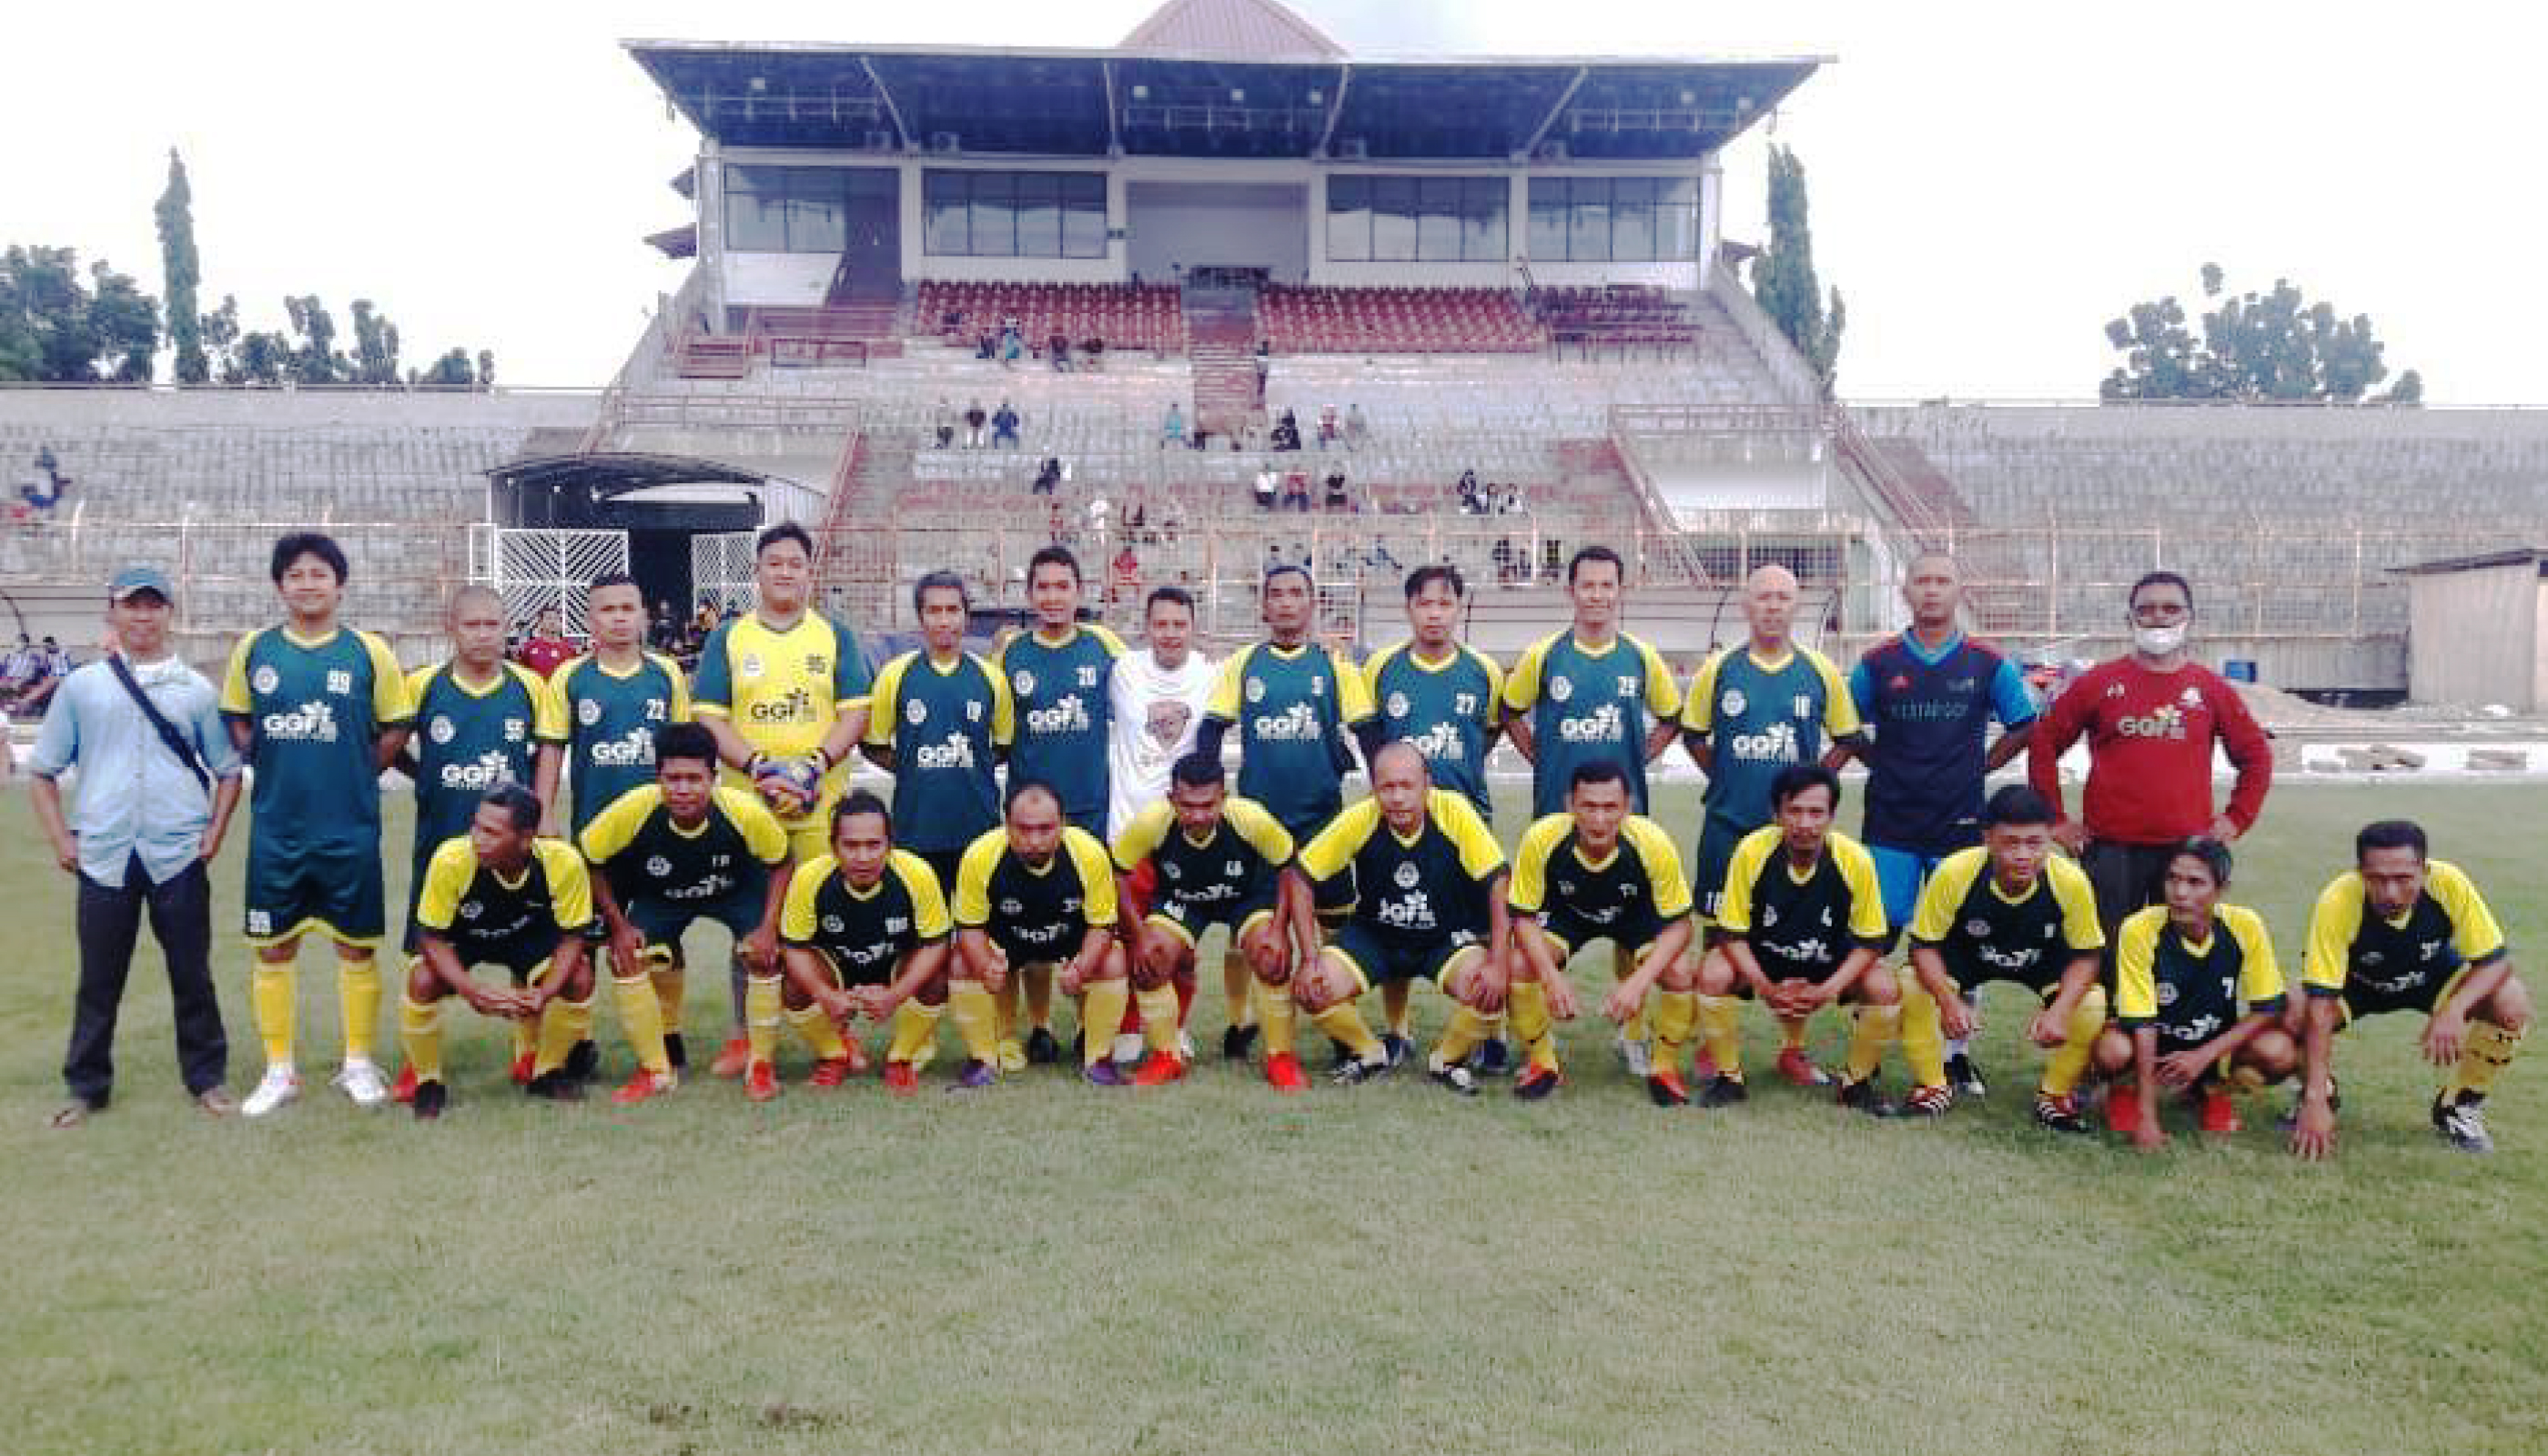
[413,348,477,387]
[1750,144,1845,393]
[156,149,208,384]
[284,295,344,384]
[349,299,400,386]
[0,245,158,382]
[2102,265,2422,403]
[476,349,494,389]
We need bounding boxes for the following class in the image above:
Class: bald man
[1680,563,1865,1089]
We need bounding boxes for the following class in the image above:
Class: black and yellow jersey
[1297,790,1505,946]
[579,784,792,905]
[414,835,593,956]
[2302,861,2507,1016]
[1907,846,2104,994]
[1111,795,1294,920]
[2116,904,2284,1047]
[952,824,1119,960]
[1508,812,1691,940]
[781,849,951,981]
[1716,825,1888,976]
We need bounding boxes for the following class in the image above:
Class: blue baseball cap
[108,565,176,603]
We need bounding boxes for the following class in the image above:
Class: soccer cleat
[1111,1032,1147,1067]
[524,1068,588,1102]
[612,1068,678,1106]
[1223,1023,1260,1061]
[389,1063,419,1105]
[2433,1093,2493,1154]
[709,1036,752,1079]
[1837,1077,1900,1117]
[333,1058,390,1110]
[1083,1060,1130,1087]
[1646,1069,1691,1107]
[565,1038,600,1081]
[1265,1052,1309,1093]
[1694,1049,1718,1082]
[1514,1066,1563,1101]
[241,1066,302,1118]
[1903,1084,1955,1118]
[1379,1033,1414,1069]
[1469,1038,1512,1077]
[1615,1034,1652,1078]
[411,1079,448,1121]
[2032,1090,2091,1135]
[2105,1086,2143,1137]
[663,1032,688,1071]
[1700,1074,1750,1108]
[1178,1029,1198,1061]
[1026,1026,1062,1066]
[1131,1052,1188,1087]
[1946,1052,1987,1099]
[2199,1087,2241,1134]
[948,1059,997,1092]
[1429,1062,1481,1097]
[1330,1054,1390,1087]
[1775,1046,1833,1088]
[807,1057,855,1088]
[996,1038,1028,1074]
[743,1061,780,1103]
[510,1050,538,1087]
[882,1061,920,1097]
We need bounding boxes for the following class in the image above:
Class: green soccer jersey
[556,650,692,833]
[406,660,562,873]
[1681,645,1860,837]
[999,624,1124,832]
[1366,641,1504,818]
[1503,631,1681,819]
[1205,641,1376,839]
[865,650,1014,855]
[221,623,414,853]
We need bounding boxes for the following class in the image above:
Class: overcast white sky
[5,1,2539,401]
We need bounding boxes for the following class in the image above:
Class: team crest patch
[252,664,280,695]
[999,898,1024,915]
[645,855,672,877]
[429,716,456,745]
[822,915,845,935]
[905,699,927,725]
[1245,677,1266,703]
[577,699,602,727]
[1387,692,1410,719]
[740,654,763,679]
[2156,983,2178,1006]
[1722,689,1747,718]
[1549,676,1573,703]
[1393,863,1421,889]
[460,901,482,919]
[1966,918,1992,938]
[1164,863,1182,880]
[1014,669,1036,697]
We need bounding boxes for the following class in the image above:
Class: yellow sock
[1697,995,1744,1081]
[788,1003,850,1061]
[1383,979,1414,1038]
[996,976,1022,1044]
[2445,1021,2525,1101]
[949,985,1001,1065]
[1901,981,1950,1088]
[888,1000,943,1063]
[510,1016,537,1067]
[1780,1016,1809,1052]
[1080,981,1130,1067]
[534,994,593,1077]
[1224,956,1255,1030]
[399,995,444,1084]
[251,960,297,1067]
[1616,948,1647,1042]
[1137,984,1181,1057]
[1652,990,1697,1079]
[1433,1004,1491,1067]
[612,974,672,1076]
[1509,982,1557,1072]
[650,961,685,1036]
[2043,986,2107,1097]
[743,976,784,1067]
[1846,1004,1899,1085]
[1311,999,1384,1062]
[338,956,381,1063]
[1026,964,1055,1033]
[1257,979,1297,1057]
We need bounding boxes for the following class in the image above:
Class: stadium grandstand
[4,0,2547,703]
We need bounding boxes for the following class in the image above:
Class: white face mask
[2133,623,2189,657]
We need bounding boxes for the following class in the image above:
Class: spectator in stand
[1322,467,1351,513]
[934,398,956,450]
[1109,543,1141,606]
[1162,402,1187,450]
[17,636,74,716]
[1499,483,1526,515]
[999,315,1025,366]
[649,604,680,653]
[939,306,966,336]
[1080,337,1106,370]
[1048,333,1072,372]
[3,634,37,707]
[976,329,998,360]
[2027,571,2274,953]
[964,399,988,449]
[1316,405,1340,450]
[1032,458,1064,497]
[513,606,577,678]
[1343,402,1370,450]
[1456,469,1482,514]
[1270,410,1302,451]
[1280,470,1313,513]
[991,400,1022,449]
[19,455,70,520]
[1253,466,1279,512]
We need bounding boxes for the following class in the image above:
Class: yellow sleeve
[2302,874,2365,994]
[363,631,414,724]
[522,664,568,743]
[864,654,910,746]
[720,788,794,864]
[403,663,439,713]
[1333,646,1375,724]
[986,656,1016,748]
[1228,798,1298,867]
[219,631,258,714]
[541,840,594,928]
[2225,906,2286,1006]
[1637,639,1683,719]
[414,838,476,932]
[895,851,953,939]
[952,830,1004,927]
[1111,800,1173,875]
[1476,650,1509,728]
[578,784,657,864]
[1908,848,1985,944]
[1360,644,1394,709]
[1835,836,1890,940]
[779,857,830,941]
[2115,911,2161,1023]
[1680,651,1727,732]
[1715,827,1777,934]
[1298,799,1379,884]
[1507,814,1568,915]
[1090,624,1129,660]
[2430,862,2509,965]
[1810,650,1863,738]
[1205,646,1250,720]
[1436,792,1505,881]
[2046,856,2108,950]
[655,652,693,723]
[1502,635,1550,713]
[1067,829,1119,927]
[1623,815,1694,919]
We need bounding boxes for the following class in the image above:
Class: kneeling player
[1694,765,1899,1115]
[581,723,796,1104]
[2095,838,2296,1148]
[399,784,598,1118]
[1281,743,1512,1095]
[777,790,953,1097]
[2288,820,2529,1158]
[1897,786,2107,1127]
[1507,761,1696,1103]
[948,781,1139,1087]
[1112,753,1296,1087]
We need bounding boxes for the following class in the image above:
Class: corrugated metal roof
[1119,0,1344,59]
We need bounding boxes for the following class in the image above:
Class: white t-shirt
[1106,648,1218,842]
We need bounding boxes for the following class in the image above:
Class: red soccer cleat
[1514,1065,1563,1101]
[2106,1084,2143,1136]
[807,1057,855,1088]
[882,1061,920,1097]
[1265,1051,1309,1093]
[841,1039,872,1077]
[2199,1087,2242,1135]
[389,1063,419,1105]
[709,1036,753,1079]
[509,1050,537,1087]
[1645,1069,1690,1107]
[1775,1046,1831,1088]
[611,1067,677,1106]
[743,1060,780,1103]
[1694,1049,1718,1082]
[1132,1051,1188,1087]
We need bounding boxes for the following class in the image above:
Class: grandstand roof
[625,20,1820,162]
[491,451,770,499]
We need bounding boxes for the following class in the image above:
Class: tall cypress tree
[155,148,207,384]
[1752,144,1845,394]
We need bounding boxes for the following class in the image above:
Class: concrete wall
[1126,181,1309,282]
[724,252,836,309]
[1653,460,1825,516]
[0,389,597,430]
[2408,561,2541,710]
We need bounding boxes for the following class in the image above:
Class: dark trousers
[66,854,226,1106]
[2081,840,2178,974]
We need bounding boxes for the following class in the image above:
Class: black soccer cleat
[1513,1066,1562,1101]
[1026,1026,1062,1066]
[411,1079,448,1121]
[663,1033,688,1071]
[1222,1024,1259,1062]
[1837,1077,1900,1118]
[1946,1052,1987,1099]
[1469,1037,1512,1077]
[2433,1092,2494,1154]
[2032,1090,2091,1135]
[1428,1062,1481,1097]
[1330,1054,1390,1087]
[1699,1074,1750,1108]
[564,1038,600,1081]
[524,1069,588,1102]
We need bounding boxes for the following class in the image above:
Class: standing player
[775,790,954,1097]
[1897,786,2108,1127]
[1104,586,1225,1056]
[1281,743,1512,1094]
[2288,821,2529,1158]
[1502,545,1682,1074]
[864,571,1013,1067]
[1502,761,1696,1103]
[1112,753,1298,1087]
[2098,838,2295,1148]
[398,785,597,1117]
[1839,553,2036,1097]
[580,723,797,1103]
[1681,564,1864,1087]
[692,522,874,1077]
[946,782,1132,1087]
[996,547,1126,1063]
[1695,765,1899,1115]
[222,532,416,1117]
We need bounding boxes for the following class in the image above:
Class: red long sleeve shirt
[2027,659,2273,846]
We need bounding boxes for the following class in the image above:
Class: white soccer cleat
[1177,1029,1197,1062]
[1616,1034,1652,1079]
[1111,1031,1147,1067]
[332,1058,389,1109]
[242,1066,303,1118]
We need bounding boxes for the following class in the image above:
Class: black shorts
[430,934,559,985]
[245,834,386,947]
[2082,842,2177,956]
[1534,907,1670,965]
[916,848,967,901]
[2330,959,2486,1026]
[1149,888,1279,948]
[986,923,1086,968]
[1327,921,1485,991]
[1692,817,1753,925]
[625,887,766,956]
[791,944,913,991]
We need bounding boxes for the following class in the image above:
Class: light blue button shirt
[28,657,243,888]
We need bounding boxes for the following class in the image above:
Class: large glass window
[1327,176,1371,262]
[723,166,891,253]
[921,169,1109,258]
[1525,176,1702,263]
[1325,174,1507,262]
[1060,175,1107,258]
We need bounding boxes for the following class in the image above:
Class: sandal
[47,1101,92,1129]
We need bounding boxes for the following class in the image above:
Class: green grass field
[3,779,2543,1456]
